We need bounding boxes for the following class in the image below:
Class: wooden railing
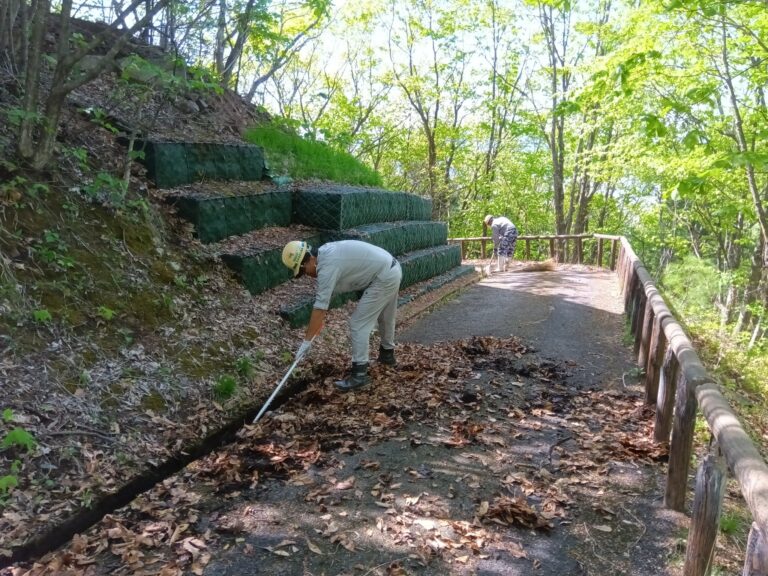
[448,233,619,268]
[615,235,768,576]
[449,232,768,575]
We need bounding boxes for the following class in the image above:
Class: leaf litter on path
[6,335,685,576]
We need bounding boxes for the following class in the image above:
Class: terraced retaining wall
[168,190,291,243]
[292,186,433,230]
[141,141,267,188]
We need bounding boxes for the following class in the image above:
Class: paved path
[397,265,684,575]
[400,266,634,390]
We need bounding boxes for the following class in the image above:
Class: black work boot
[378,345,396,366]
[334,362,370,392]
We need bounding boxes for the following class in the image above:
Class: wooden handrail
[616,236,768,575]
[448,233,620,269]
[450,233,595,241]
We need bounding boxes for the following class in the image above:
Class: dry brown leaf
[334,476,356,490]
[275,539,297,548]
[306,538,323,555]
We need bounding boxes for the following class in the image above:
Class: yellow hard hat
[282,240,310,276]
[484,214,494,226]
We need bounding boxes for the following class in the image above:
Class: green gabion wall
[221,248,292,296]
[168,190,292,243]
[221,234,325,295]
[278,244,462,328]
[142,141,267,189]
[399,244,461,289]
[293,186,432,230]
[336,221,447,257]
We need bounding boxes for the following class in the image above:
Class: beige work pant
[349,261,402,364]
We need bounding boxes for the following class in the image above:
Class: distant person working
[484,214,519,272]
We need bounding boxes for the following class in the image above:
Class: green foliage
[0,470,19,495]
[236,356,255,379]
[4,106,42,127]
[0,459,21,497]
[660,255,721,327]
[2,427,37,452]
[213,375,238,400]
[33,230,75,270]
[84,171,127,206]
[2,409,13,422]
[0,175,48,205]
[719,511,746,536]
[32,309,52,323]
[97,306,115,321]
[78,487,94,509]
[244,124,381,186]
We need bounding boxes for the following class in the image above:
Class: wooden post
[631,290,645,352]
[624,260,637,313]
[645,317,667,406]
[654,346,679,442]
[684,451,727,576]
[637,298,654,371]
[481,239,487,259]
[576,237,583,263]
[610,238,618,270]
[549,238,555,260]
[619,245,629,291]
[624,265,637,315]
[597,238,604,268]
[743,523,768,576]
[617,247,626,292]
[525,239,531,261]
[665,374,698,511]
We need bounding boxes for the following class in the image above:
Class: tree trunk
[17,0,50,161]
[214,0,226,77]
[721,18,768,267]
[18,0,169,168]
[733,236,765,337]
[0,0,24,68]
[220,0,257,87]
[539,2,569,241]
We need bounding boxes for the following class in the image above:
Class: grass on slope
[244,124,382,187]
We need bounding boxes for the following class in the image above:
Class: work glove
[296,339,312,360]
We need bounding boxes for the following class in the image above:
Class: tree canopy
[1,0,767,353]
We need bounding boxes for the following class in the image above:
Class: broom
[512,258,558,272]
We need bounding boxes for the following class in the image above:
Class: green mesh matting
[278,244,461,328]
[331,221,447,256]
[141,141,267,188]
[292,185,432,230]
[168,190,291,243]
[221,234,324,295]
